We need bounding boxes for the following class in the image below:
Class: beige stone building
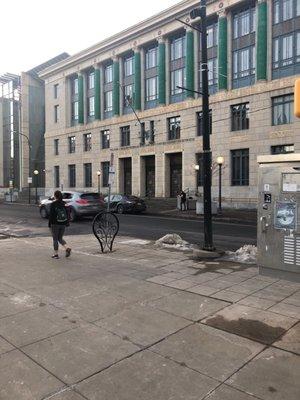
[40,0,300,208]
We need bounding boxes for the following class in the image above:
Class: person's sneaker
[66,248,72,258]
[52,254,59,259]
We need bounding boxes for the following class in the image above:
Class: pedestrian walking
[180,190,187,211]
[48,190,71,259]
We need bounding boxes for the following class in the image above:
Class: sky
[0,0,181,76]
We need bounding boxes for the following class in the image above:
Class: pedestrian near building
[180,190,187,211]
[48,190,71,259]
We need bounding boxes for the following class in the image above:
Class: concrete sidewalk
[0,234,299,400]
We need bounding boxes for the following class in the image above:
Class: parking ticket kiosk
[257,154,300,282]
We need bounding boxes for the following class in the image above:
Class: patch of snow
[222,245,257,264]
[155,234,196,252]
[11,293,33,305]
[119,239,151,245]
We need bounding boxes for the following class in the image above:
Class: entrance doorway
[145,156,155,197]
[123,158,132,195]
[169,153,182,197]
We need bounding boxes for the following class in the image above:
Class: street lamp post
[33,170,39,205]
[217,156,224,214]
[97,170,101,194]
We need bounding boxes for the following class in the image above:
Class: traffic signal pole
[199,0,214,250]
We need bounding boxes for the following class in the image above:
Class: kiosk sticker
[274,202,297,230]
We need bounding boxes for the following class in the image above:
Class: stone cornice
[39,0,222,79]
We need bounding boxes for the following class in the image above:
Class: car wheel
[117,204,124,214]
[69,208,77,222]
[40,207,48,219]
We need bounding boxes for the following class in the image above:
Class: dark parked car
[104,194,146,214]
[39,191,105,221]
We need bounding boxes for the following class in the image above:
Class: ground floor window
[54,166,60,188]
[68,164,76,188]
[84,163,92,187]
[102,162,110,187]
[231,149,249,186]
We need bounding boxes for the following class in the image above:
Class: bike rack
[92,211,119,253]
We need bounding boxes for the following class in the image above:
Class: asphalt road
[0,203,257,251]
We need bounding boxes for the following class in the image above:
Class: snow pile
[119,239,151,245]
[155,234,193,251]
[222,245,257,264]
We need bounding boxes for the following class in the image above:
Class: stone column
[78,73,84,124]
[158,37,166,105]
[140,47,145,111]
[256,0,268,81]
[94,66,101,120]
[113,58,120,116]
[100,64,104,120]
[134,49,142,111]
[218,9,228,91]
[194,29,199,99]
[185,28,195,99]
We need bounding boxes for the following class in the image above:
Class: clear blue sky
[0,0,181,75]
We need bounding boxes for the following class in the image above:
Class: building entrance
[169,153,182,198]
[145,156,155,197]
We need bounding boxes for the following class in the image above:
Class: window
[231,149,249,186]
[273,33,300,70]
[68,164,76,188]
[104,91,113,112]
[83,133,92,152]
[272,94,294,125]
[207,23,218,48]
[168,116,181,140]
[233,8,255,39]
[105,64,113,83]
[171,36,186,60]
[88,72,95,89]
[274,0,299,23]
[88,96,95,117]
[72,78,78,95]
[120,126,130,147]
[197,110,212,136]
[171,68,185,95]
[207,58,218,86]
[71,101,79,121]
[271,144,294,154]
[54,105,59,123]
[146,47,158,69]
[54,139,59,156]
[196,153,204,186]
[101,130,110,149]
[102,161,110,187]
[68,136,76,153]
[84,163,92,187]
[146,77,158,101]
[124,84,133,106]
[54,84,59,99]
[54,166,60,188]
[124,56,134,76]
[233,46,255,79]
[231,103,249,131]
[141,121,155,145]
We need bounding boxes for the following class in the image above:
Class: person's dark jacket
[48,200,69,227]
[180,191,187,203]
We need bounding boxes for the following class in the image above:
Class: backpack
[55,205,68,223]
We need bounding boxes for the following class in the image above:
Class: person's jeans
[51,225,66,251]
[181,201,187,211]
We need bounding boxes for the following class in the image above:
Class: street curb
[1,202,38,207]
[145,211,257,225]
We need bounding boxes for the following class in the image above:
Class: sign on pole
[9,180,13,188]
[108,166,115,185]
[28,177,33,184]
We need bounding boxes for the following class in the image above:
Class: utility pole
[200,0,214,251]
[188,0,214,250]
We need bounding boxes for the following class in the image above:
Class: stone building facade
[40,0,300,208]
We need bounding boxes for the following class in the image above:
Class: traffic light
[190,8,201,19]
[294,78,300,118]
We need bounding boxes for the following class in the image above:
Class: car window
[81,193,100,201]
[115,195,122,201]
[62,193,72,200]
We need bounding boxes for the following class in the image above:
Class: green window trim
[218,17,228,90]
[257,1,268,80]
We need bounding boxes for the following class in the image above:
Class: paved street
[0,203,256,251]
[0,234,299,400]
